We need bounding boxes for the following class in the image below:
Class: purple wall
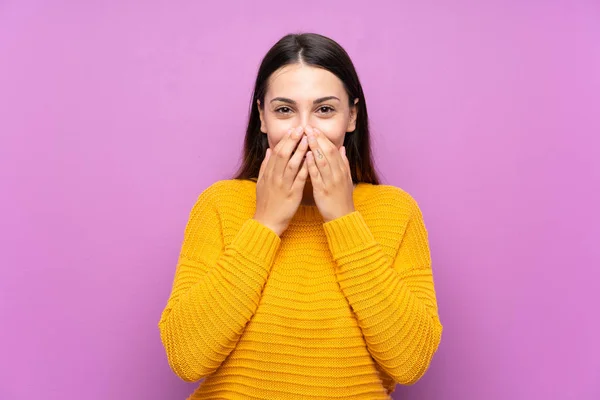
[1,1,598,399]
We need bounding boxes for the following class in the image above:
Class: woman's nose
[299,113,317,129]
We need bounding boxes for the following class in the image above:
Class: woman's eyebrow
[270,96,340,105]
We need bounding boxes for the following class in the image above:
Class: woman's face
[257,63,358,151]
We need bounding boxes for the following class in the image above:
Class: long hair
[232,32,381,185]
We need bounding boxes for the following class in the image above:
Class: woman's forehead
[266,64,346,101]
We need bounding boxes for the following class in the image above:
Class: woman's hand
[253,126,310,236]
[304,125,356,223]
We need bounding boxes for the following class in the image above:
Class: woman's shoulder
[361,183,420,216]
[191,179,256,216]
[358,183,426,254]
[198,178,255,198]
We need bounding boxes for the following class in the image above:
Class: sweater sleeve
[158,184,281,382]
[322,197,443,386]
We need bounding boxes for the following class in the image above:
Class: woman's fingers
[273,126,304,179]
[283,134,309,186]
[264,127,293,178]
[305,150,322,184]
[305,125,334,183]
[291,155,309,192]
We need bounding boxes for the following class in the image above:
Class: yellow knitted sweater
[158,179,443,399]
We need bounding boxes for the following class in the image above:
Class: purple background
[1,1,599,399]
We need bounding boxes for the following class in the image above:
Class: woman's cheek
[320,129,346,148]
[270,132,290,150]
[319,121,346,142]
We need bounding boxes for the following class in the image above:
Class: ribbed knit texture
[158,179,443,399]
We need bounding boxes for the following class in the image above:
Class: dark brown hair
[232,32,381,185]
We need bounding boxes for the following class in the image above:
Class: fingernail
[305,125,314,135]
[287,128,294,136]
[296,126,304,134]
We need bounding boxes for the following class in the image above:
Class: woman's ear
[257,99,267,133]
[346,98,359,132]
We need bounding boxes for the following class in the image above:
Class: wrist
[252,216,285,237]
[323,208,356,223]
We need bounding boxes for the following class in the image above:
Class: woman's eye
[275,106,334,115]
[275,107,292,114]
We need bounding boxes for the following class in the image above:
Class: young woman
[158,32,443,399]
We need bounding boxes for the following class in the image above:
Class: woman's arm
[322,194,443,385]
[158,183,281,382]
